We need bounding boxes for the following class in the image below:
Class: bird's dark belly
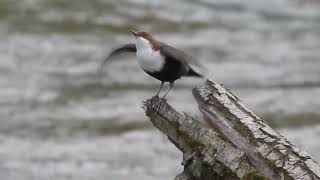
[145,60,187,82]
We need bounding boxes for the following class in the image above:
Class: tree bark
[142,79,320,180]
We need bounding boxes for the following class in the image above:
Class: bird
[102,30,203,99]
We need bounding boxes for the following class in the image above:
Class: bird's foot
[155,97,166,113]
[149,96,166,118]
[150,95,159,105]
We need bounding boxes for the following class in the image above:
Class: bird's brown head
[130,30,159,50]
[130,30,153,41]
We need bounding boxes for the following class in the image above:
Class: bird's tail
[185,67,203,78]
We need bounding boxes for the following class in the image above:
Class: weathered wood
[142,79,320,180]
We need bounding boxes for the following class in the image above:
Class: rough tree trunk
[142,79,320,180]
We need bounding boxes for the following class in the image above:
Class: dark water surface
[0,0,320,179]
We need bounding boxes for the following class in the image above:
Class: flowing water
[0,0,320,179]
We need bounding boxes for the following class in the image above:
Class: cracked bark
[142,79,320,180]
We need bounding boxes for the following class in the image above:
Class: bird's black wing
[101,43,137,67]
[159,45,189,64]
[160,45,203,78]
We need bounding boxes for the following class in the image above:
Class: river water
[0,0,320,179]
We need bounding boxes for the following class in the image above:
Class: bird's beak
[130,29,138,37]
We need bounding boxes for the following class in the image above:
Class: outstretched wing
[101,43,137,67]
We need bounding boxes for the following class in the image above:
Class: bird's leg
[156,82,174,113]
[151,81,164,105]
[162,82,174,99]
[155,81,164,97]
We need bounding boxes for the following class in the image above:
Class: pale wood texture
[142,79,320,180]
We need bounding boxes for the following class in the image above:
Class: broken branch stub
[142,79,320,180]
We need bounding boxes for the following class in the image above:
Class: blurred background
[0,0,320,179]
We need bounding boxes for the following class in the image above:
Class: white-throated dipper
[103,30,203,98]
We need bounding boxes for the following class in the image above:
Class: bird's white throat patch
[135,37,164,72]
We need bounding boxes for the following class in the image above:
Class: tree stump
[142,79,320,180]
